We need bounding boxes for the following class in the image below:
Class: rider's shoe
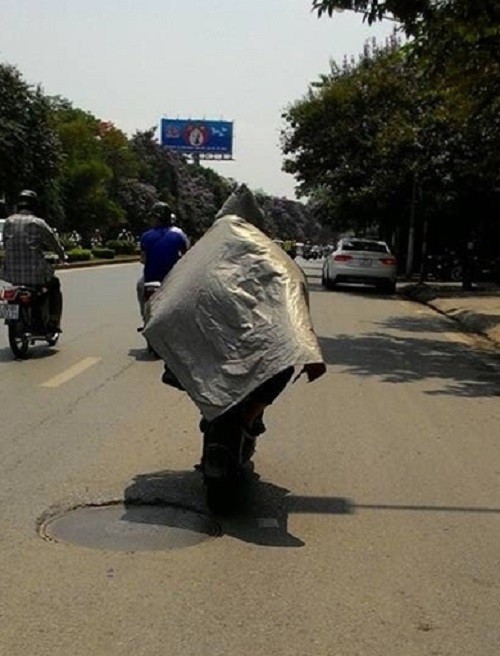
[246,417,266,437]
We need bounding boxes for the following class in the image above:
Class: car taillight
[334,254,353,262]
[380,257,397,266]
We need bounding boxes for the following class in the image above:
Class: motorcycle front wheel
[8,322,29,359]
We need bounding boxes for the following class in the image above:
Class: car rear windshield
[342,240,388,253]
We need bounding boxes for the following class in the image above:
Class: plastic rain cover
[143,209,325,420]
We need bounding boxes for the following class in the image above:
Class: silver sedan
[322,238,397,293]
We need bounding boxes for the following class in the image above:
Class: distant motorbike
[426,253,462,281]
[0,283,60,358]
[303,247,315,260]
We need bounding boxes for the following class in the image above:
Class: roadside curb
[55,256,140,270]
[399,283,500,348]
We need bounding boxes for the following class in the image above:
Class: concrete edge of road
[55,256,140,270]
[0,254,140,271]
[399,283,500,348]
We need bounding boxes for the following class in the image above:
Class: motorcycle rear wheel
[8,323,29,359]
[46,332,60,347]
[202,438,240,513]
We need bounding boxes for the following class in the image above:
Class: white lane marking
[41,357,101,388]
[257,518,279,529]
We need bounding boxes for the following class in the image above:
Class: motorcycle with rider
[136,201,189,356]
[0,190,66,358]
[144,186,325,511]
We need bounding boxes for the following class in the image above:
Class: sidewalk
[400,282,500,347]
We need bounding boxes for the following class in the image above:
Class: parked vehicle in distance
[322,238,397,293]
[303,244,322,260]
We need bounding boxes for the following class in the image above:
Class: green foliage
[91,247,115,259]
[255,192,319,241]
[51,103,126,232]
[1,65,318,243]
[0,64,62,215]
[59,236,77,250]
[312,1,436,34]
[66,247,92,262]
[105,239,137,254]
[284,4,500,253]
[115,178,157,234]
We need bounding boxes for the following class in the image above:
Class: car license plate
[0,303,20,320]
[356,259,372,267]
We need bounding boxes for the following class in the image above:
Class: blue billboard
[160,119,233,157]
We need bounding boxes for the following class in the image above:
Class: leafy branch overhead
[311,0,435,32]
[283,1,499,242]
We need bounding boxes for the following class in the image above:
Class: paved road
[1,261,499,655]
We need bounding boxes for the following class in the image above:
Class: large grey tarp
[144,203,325,420]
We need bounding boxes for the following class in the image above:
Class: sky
[0,0,395,199]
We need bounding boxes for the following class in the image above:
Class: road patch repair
[39,501,221,551]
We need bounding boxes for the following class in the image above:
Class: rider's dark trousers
[47,276,63,326]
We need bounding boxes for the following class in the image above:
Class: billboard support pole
[192,153,201,166]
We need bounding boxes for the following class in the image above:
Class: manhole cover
[41,503,220,551]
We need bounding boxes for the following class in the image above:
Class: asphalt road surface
[1,260,499,655]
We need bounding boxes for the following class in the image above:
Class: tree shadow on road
[375,315,457,334]
[319,332,500,398]
[377,313,500,338]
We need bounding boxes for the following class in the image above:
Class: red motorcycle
[0,284,60,359]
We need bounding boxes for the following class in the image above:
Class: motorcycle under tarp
[143,213,325,421]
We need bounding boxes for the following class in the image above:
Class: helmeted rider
[136,201,189,324]
[2,190,66,332]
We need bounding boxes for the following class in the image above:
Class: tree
[53,103,124,232]
[286,2,499,271]
[1,63,329,241]
[312,1,441,34]
[131,128,180,202]
[0,64,62,216]
[115,179,158,235]
[282,37,415,239]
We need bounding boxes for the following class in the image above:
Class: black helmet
[18,189,38,213]
[151,201,173,225]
